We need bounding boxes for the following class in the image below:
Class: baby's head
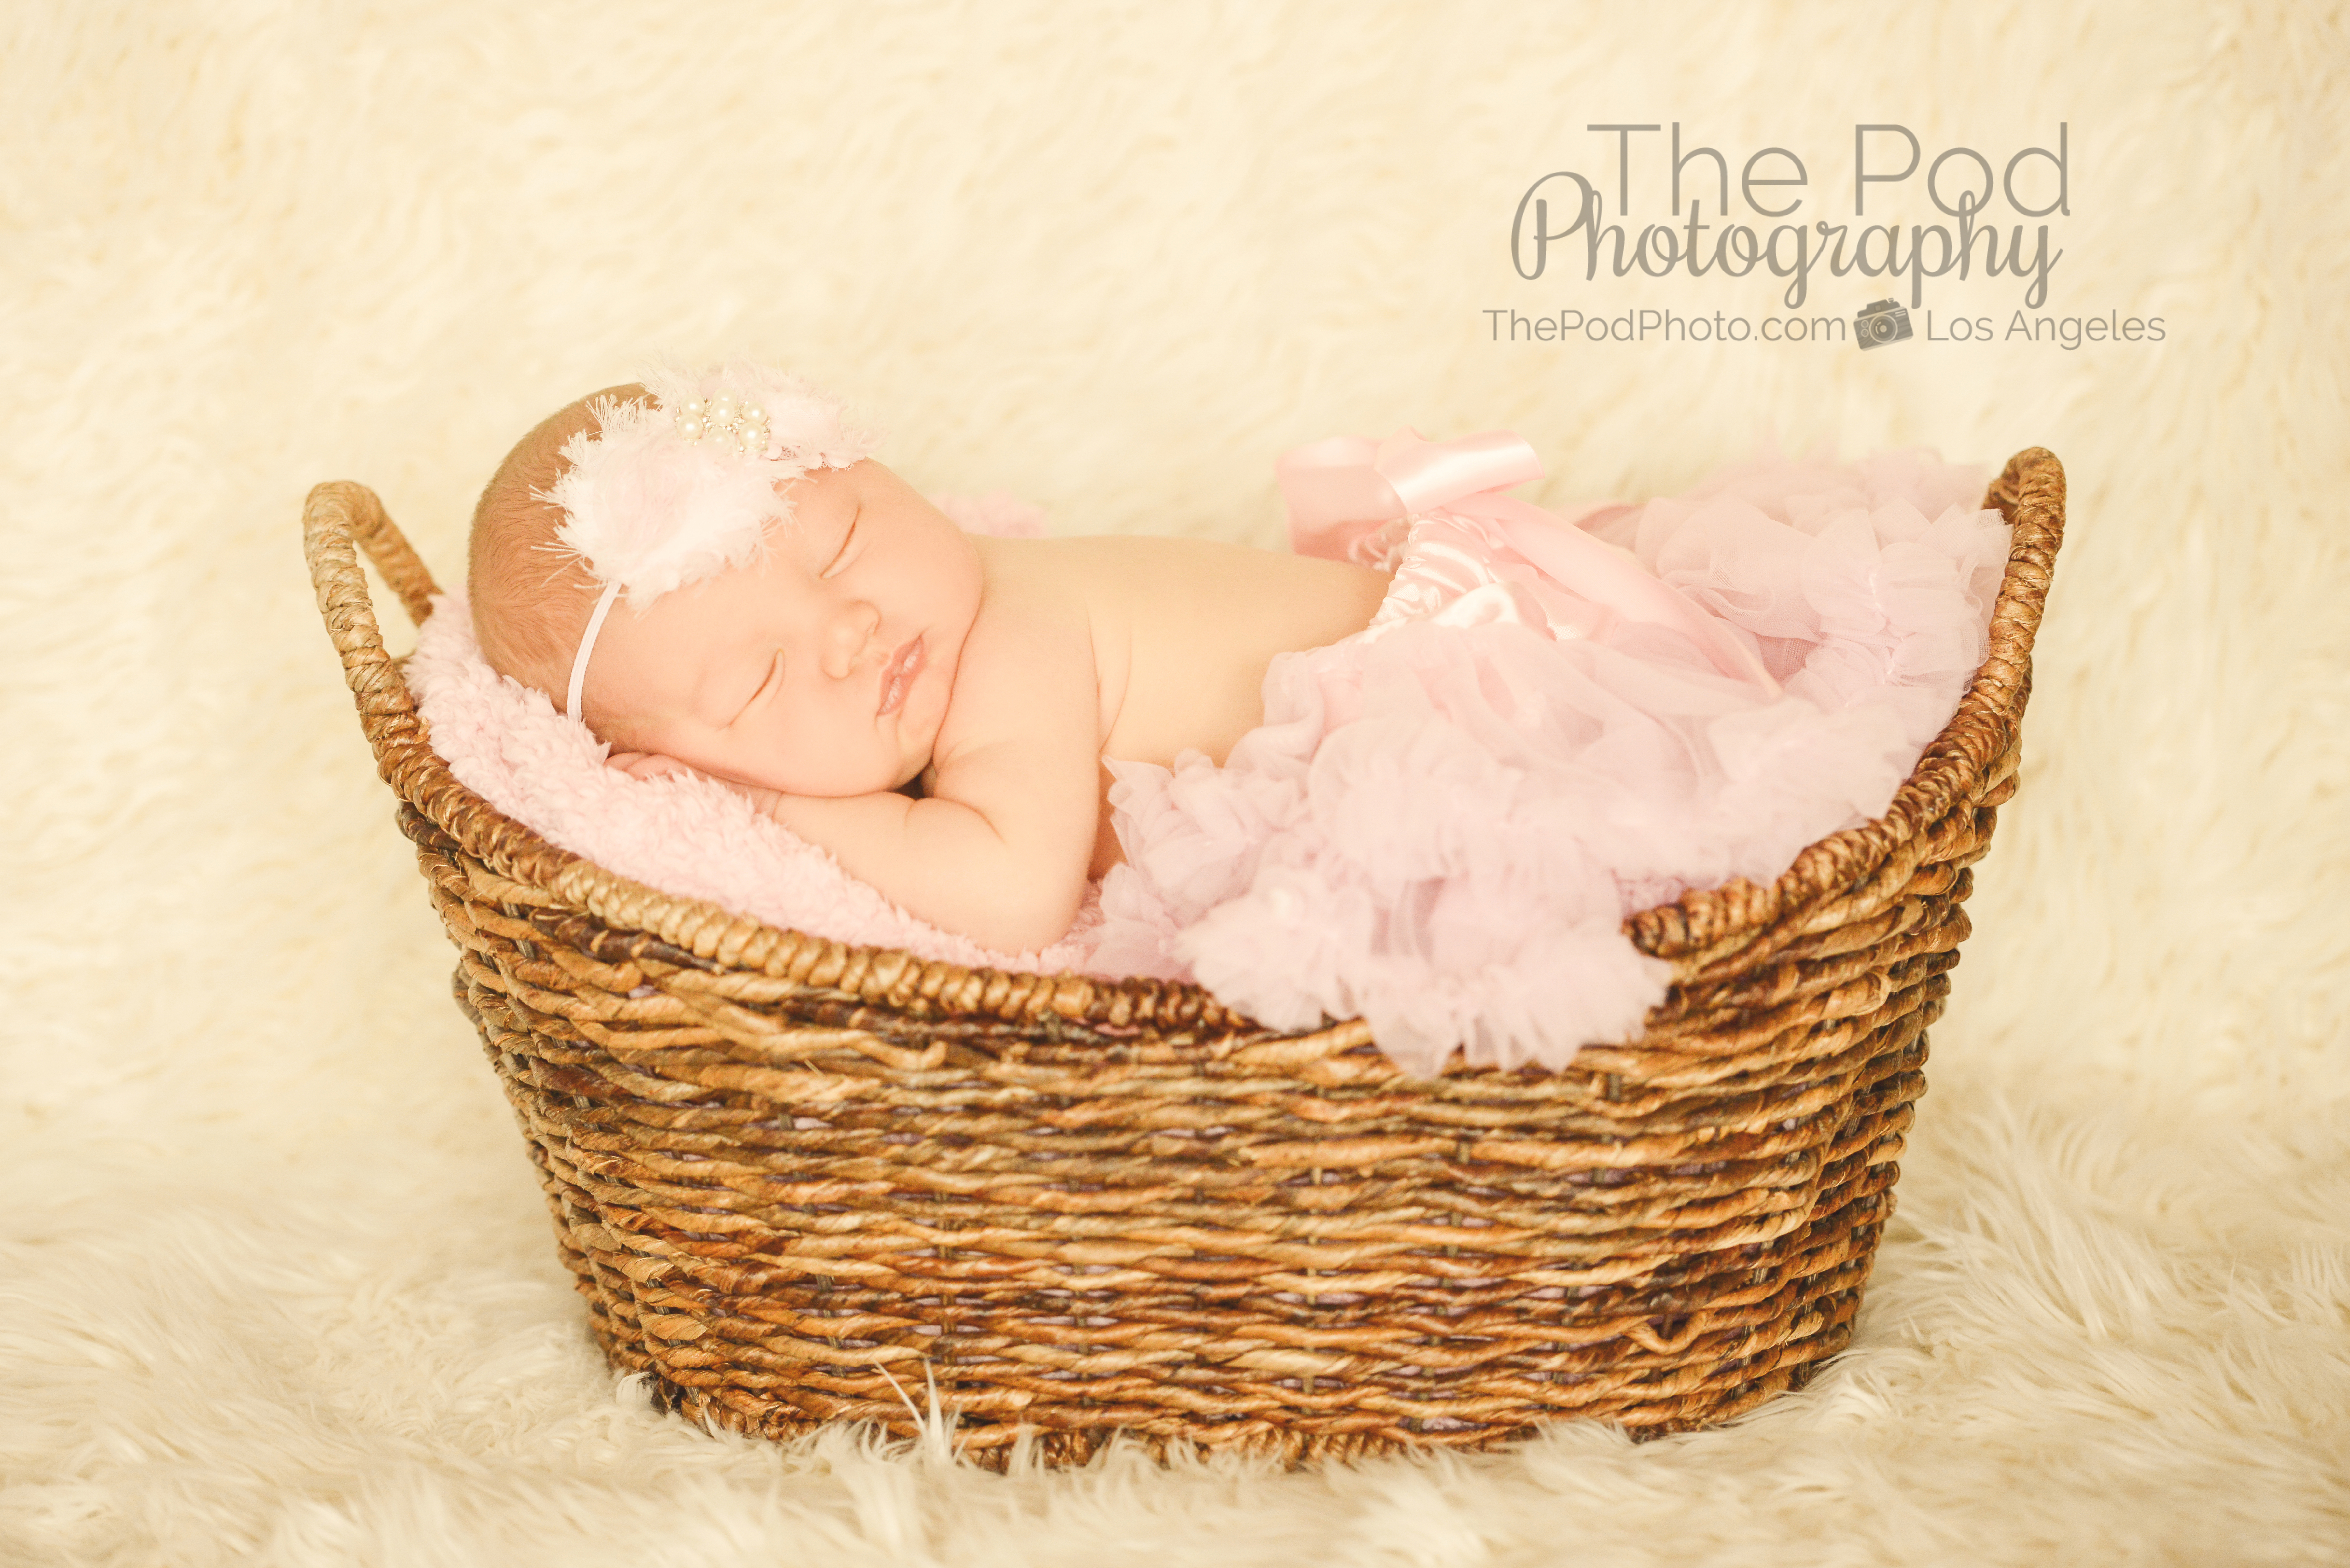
[468,368,983,797]
[467,388,618,703]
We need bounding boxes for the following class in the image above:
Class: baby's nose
[820,601,881,680]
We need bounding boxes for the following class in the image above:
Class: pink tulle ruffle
[1088,449,2011,1075]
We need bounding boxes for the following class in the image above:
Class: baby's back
[1007,534,1391,770]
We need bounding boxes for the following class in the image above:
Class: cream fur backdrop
[4,2,2345,1564]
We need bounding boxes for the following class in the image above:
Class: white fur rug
[4,3,2345,1564]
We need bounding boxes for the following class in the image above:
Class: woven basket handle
[306,479,440,630]
[304,479,443,780]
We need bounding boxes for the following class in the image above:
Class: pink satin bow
[1276,429,1781,694]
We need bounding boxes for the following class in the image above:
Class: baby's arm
[762,733,1097,951]
[787,601,1100,948]
[621,596,1101,953]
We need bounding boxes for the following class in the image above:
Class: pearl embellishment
[670,391,772,458]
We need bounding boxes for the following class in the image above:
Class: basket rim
[303,447,2065,1036]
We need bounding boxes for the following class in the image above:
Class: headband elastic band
[565,579,623,723]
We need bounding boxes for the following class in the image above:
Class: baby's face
[582,460,982,797]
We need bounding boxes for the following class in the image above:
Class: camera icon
[1855,299,1913,349]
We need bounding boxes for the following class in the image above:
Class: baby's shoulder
[1007,531,1303,609]
[966,535,1104,646]
[936,539,1105,757]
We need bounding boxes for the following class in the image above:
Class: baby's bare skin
[998,533,1391,880]
[590,460,1389,952]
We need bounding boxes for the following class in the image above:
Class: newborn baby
[459,361,1999,1069]
[469,366,1389,953]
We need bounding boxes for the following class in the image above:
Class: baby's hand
[607,750,787,816]
[605,750,697,782]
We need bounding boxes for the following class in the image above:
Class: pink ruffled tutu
[1088,447,2011,1075]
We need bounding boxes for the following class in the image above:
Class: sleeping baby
[470,368,1392,954]
[458,361,2007,1070]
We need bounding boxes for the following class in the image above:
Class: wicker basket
[304,449,2063,1467]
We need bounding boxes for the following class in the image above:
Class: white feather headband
[537,363,876,723]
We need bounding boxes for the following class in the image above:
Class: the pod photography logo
[1491,122,2164,351]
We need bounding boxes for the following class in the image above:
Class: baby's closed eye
[819,505,862,577]
[730,650,785,727]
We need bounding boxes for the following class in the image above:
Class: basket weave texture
[304,450,2063,1467]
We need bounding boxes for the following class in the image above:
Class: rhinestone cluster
[672,392,770,457]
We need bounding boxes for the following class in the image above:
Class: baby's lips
[876,634,926,717]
